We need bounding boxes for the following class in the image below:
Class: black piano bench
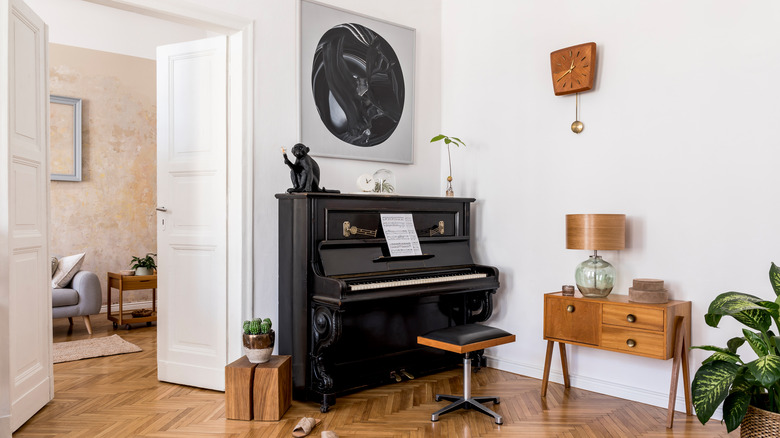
[417,324,515,424]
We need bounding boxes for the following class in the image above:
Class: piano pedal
[390,371,402,383]
[400,369,415,380]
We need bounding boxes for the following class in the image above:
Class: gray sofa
[52,270,101,334]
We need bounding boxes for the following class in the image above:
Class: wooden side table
[225,355,292,421]
[107,272,157,329]
[541,291,692,428]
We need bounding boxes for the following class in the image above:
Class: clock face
[550,42,596,96]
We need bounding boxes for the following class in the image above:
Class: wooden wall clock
[550,42,596,96]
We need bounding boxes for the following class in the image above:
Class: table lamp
[565,214,626,297]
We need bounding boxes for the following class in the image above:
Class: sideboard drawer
[602,305,664,332]
[544,295,600,346]
[601,325,665,358]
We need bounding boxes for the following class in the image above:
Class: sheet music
[380,213,422,257]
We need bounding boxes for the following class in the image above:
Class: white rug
[53,334,142,363]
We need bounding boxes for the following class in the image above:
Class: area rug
[53,334,142,363]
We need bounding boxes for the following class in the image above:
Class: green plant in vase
[430,134,466,197]
[691,262,780,433]
[242,317,274,363]
[130,253,156,275]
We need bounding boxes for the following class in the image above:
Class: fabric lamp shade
[566,214,625,250]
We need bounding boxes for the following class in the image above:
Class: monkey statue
[282,143,340,193]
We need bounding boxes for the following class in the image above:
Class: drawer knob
[626,314,636,323]
[566,305,575,313]
[626,339,636,348]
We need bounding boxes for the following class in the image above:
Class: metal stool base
[429,354,502,424]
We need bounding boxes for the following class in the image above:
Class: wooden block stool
[417,324,515,424]
[225,355,291,421]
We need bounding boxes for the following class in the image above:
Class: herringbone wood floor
[14,317,734,437]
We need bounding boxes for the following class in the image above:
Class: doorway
[39,0,253,387]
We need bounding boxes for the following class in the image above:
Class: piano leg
[320,394,335,413]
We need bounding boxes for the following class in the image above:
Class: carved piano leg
[467,292,494,323]
[312,306,342,409]
[320,394,335,413]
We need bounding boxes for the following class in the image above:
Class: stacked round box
[628,278,668,303]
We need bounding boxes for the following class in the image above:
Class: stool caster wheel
[147,322,152,327]
[435,395,442,402]
[125,324,132,330]
[112,322,118,329]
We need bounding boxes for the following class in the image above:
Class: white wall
[442,0,780,412]
[25,0,210,59]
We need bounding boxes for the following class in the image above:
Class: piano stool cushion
[418,324,515,354]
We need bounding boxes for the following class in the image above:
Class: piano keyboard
[349,272,488,291]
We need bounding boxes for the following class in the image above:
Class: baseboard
[1,414,9,437]
[99,300,153,315]
[485,353,698,418]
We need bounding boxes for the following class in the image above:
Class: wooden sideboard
[541,291,692,428]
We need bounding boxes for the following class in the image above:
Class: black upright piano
[276,193,499,412]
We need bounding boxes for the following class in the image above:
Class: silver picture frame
[50,95,82,181]
[300,0,415,164]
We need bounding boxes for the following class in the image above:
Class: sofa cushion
[52,288,79,307]
[52,253,86,288]
[51,256,58,276]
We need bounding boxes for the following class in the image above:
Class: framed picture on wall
[50,95,82,181]
[300,0,416,164]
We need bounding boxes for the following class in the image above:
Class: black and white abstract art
[301,1,415,164]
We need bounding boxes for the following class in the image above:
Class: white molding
[485,354,695,417]
[83,0,247,32]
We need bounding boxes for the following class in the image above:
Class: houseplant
[242,317,274,363]
[691,262,780,434]
[130,253,156,276]
[430,134,466,197]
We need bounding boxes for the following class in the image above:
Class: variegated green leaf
[758,300,780,319]
[746,355,780,387]
[723,391,751,433]
[727,337,746,353]
[702,351,741,365]
[708,292,768,314]
[705,313,722,327]
[743,329,770,357]
[771,262,780,297]
[732,308,772,332]
[730,371,752,393]
[692,360,740,424]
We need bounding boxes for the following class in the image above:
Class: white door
[0,0,52,433]
[156,36,228,391]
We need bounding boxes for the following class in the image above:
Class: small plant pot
[135,267,154,276]
[243,330,275,364]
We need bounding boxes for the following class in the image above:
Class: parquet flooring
[14,317,734,437]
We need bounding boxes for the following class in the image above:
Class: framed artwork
[50,95,82,181]
[300,0,415,164]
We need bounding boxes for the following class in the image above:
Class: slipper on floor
[292,417,322,437]
[321,432,338,438]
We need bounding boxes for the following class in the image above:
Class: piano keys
[276,193,500,412]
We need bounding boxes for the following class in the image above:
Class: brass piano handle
[626,314,636,323]
[566,305,575,313]
[429,220,445,236]
[343,221,377,238]
[626,339,636,348]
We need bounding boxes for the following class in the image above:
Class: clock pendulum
[571,93,584,134]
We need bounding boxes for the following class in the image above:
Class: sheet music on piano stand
[380,213,422,257]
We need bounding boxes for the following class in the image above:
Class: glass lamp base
[575,255,615,298]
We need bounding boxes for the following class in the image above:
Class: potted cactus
[242,317,274,364]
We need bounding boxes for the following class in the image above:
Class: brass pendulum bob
[571,93,584,134]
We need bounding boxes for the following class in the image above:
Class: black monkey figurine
[282,143,340,193]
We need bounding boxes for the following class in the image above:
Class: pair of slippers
[292,418,337,438]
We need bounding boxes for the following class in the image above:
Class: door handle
[156,207,167,212]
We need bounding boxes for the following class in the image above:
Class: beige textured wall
[49,43,157,306]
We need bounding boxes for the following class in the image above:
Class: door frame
[89,0,254,361]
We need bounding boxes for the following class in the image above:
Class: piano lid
[318,239,476,278]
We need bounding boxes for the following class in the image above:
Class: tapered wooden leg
[82,315,93,335]
[559,342,570,389]
[541,340,554,397]
[681,321,692,415]
[667,316,686,428]
[68,317,73,325]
